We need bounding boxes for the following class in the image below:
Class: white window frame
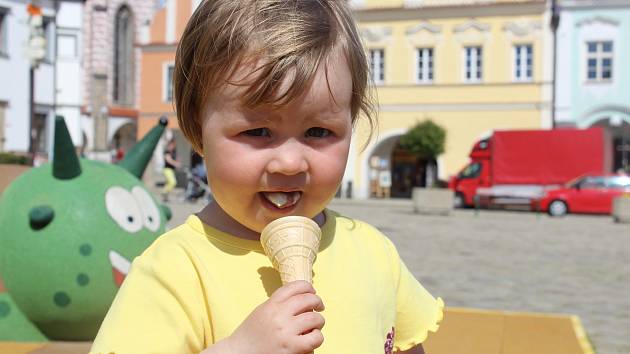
[463,46,482,83]
[163,62,175,102]
[0,8,9,57]
[513,44,533,82]
[369,49,385,85]
[415,47,433,84]
[57,33,78,59]
[585,41,614,83]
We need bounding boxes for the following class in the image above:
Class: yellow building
[349,0,552,198]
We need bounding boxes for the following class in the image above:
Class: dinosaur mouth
[109,250,131,287]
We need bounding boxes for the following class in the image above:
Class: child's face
[200,48,352,235]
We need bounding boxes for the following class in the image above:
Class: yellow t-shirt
[91,209,443,354]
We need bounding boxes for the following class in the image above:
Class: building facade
[351,0,552,198]
[0,0,57,158]
[136,0,200,181]
[0,0,156,163]
[555,0,630,172]
[81,0,157,160]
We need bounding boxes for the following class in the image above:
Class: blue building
[555,0,630,172]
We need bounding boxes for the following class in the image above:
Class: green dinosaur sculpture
[0,116,171,341]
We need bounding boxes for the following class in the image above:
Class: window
[514,44,533,81]
[164,63,174,102]
[33,113,49,153]
[416,48,433,83]
[464,46,482,82]
[42,17,54,62]
[113,6,135,105]
[369,49,385,85]
[459,162,482,179]
[578,176,606,190]
[586,41,613,82]
[58,34,77,58]
[0,8,8,56]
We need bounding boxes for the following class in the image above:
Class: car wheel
[548,200,568,217]
[454,193,465,208]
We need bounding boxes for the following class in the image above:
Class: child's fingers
[294,311,325,334]
[296,328,324,353]
[286,293,325,315]
[270,280,315,303]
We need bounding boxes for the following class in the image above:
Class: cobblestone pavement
[167,198,630,354]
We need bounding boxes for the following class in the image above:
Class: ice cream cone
[260,216,322,284]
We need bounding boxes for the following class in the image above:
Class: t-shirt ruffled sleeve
[90,237,209,354]
[385,238,444,351]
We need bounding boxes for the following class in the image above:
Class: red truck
[449,128,613,208]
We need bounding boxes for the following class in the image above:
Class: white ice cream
[263,191,301,208]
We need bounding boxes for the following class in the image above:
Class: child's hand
[224,280,325,354]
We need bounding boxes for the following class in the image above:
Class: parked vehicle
[533,174,630,216]
[449,128,612,208]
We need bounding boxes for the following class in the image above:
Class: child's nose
[266,140,309,176]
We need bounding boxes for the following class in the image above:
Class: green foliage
[399,120,446,159]
[0,153,31,165]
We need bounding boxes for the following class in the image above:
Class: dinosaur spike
[161,204,172,221]
[119,116,168,179]
[53,116,82,180]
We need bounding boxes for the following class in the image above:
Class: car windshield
[459,162,482,179]
[565,176,584,188]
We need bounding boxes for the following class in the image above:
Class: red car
[535,174,630,216]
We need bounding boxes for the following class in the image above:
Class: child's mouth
[261,191,302,209]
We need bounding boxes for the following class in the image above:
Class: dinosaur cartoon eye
[105,187,143,233]
[132,186,161,232]
[29,205,55,230]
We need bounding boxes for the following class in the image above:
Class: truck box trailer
[449,128,612,208]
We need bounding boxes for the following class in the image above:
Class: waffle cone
[260,216,322,284]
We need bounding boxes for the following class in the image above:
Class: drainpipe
[550,0,560,129]
[52,0,57,119]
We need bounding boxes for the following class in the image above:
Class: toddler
[91,1,443,353]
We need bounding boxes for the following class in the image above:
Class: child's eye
[305,127,331,138]
[243,128,271,137]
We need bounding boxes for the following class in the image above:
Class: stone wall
[82,0,157,110]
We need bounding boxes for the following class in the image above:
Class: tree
[399,120,446,187]
[399,120,446,159]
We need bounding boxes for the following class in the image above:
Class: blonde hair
[174,0,375,153]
